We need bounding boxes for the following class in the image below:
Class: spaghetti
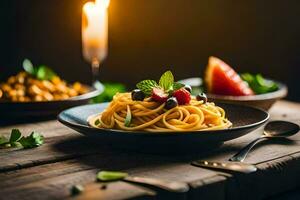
[89,92,232,132]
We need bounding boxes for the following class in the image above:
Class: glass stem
[91,58,100,84]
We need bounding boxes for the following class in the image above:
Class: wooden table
[0,100,300,200]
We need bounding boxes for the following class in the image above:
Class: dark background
[0,0,299,101]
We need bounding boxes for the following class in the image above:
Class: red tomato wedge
[205,56,254,96]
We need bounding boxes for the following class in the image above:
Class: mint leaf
[136,80,158,96]
[36,66,57,80]
[97,171,128,182]
[124,106,132,127]
[159,70,174,91]
[172,82,185,91]
[9,129,22,143]
[23,59,35,75]
[19,131,44,149]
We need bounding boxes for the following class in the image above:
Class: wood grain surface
[0,100,299,200]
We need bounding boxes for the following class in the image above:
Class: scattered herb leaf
[124,105,132,127]
[241,73,279,94]
[19,131,44,149]
[0,129,44,149]
[70,185,84,196]
[136,80,159,96]
[9,129,22,143]
[97,171,128,182]
[159,70,174,91]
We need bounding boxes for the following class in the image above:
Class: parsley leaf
[159,70,174,91]
[136,80,159,96]
[19,131,44,149]
[97,171,128,182]
[9,129,22,143]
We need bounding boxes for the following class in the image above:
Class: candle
[82,0,110,64]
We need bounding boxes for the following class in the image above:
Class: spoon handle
[229,136,267,162]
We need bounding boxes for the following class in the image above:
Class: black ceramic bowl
[58,102,269,153]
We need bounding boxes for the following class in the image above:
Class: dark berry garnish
[184,85,192,93]
[131,89,145,101]
[196,93,207,103]
[173,88,191,105]
[165,97,178,109]
[151,88,169,103]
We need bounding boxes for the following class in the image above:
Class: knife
[123,176,189,193]
[191,160,257,174]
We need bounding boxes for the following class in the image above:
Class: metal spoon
[229,120,300,162]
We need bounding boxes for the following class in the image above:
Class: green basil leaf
[94,119,101,126]
[136,80,158,96]
[124,106,132,127]
[159,70,174,91]
[241,73,279,94]
[36,66,57,80]
[97,171,128,182]
[9,129,22,143]
[23,59,35,75]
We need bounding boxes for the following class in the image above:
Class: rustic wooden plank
[0,100,300,200]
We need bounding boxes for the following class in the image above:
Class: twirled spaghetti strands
[89,93,232,132]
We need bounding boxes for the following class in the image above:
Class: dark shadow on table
[52,135,296,171]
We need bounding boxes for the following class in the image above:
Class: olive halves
[165,97,178,109]
[196,93,207,103]
[184,85,192,93]
[131,89,145,101]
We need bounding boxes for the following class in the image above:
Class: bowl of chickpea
[0,69,103,119]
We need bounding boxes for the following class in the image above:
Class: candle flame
[96,0,110,9]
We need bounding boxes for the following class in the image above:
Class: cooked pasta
[88,92,232,132]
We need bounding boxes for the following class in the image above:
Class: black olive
[184,85,192,93]
[131,89,145,101]
[165,97,178,109]
[196,93,207,103]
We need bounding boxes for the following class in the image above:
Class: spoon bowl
[264,121,300,138]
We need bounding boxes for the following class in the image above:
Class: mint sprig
[136,80,159,96]
[136,71,184,96]
[0,129,44,149]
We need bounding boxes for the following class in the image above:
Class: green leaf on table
[124,105,132,127]
[36,65,57,80]
[0,136,9,145]
[159,70,174,91]
[70,185,84,196]
[19,131,44,149]
[136,80,159,96]
[23,59,35,75]
[9,129,22,143]
[97,171,128,182]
